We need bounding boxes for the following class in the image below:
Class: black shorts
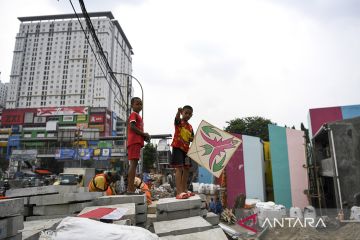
[171,147,192,168]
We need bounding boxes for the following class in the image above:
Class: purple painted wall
[226,134,245,208]
[309,107,343,136]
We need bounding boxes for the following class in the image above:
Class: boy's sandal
[187,191,196,197]
[176,192,189,199]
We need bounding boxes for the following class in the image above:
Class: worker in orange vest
[88,171,119,195]
[134,176,152,205]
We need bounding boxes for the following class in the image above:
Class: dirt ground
[261,223,360,240]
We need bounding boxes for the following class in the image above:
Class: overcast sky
[1,0,359,135]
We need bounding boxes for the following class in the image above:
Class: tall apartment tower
[0,79,8,108]
[6,12,133,121]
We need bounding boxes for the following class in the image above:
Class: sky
[0,0,360,135]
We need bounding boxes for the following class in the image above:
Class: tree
[142,143,157,171]
[224,116,275,141]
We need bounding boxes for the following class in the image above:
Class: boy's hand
[144,133,151,142]
[177,107,183,114]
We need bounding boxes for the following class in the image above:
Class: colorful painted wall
[226,134,265,208]
[308,104,360,137]
[268,125,309,209]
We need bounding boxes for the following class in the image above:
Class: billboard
[89,114,105,123]
[55,148,76,160]
[37,107,88,116]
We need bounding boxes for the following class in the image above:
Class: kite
[187,120,242,178]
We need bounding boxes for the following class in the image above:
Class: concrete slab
[154,216,212,237]
[0,198,24,218]
[26,215,70,221]
[4,233,22,240]
[5,186,87,198]
[113,219,131,226]
[29,192,104,206]
[21,218,62,240]
[79,203,136,225]
[198,194,206,202]
[156,196,202,212]
[204,212,220,225]
[33,202,93,216]
[159,228,227,240]
[136,204,147,214]
[201,209,208,217]
[0,215,23,239]
[146,214,157,226]
[156,208,202,221]
[93,195,146,206]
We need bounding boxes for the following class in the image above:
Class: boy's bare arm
[175,107,182,121]
[130,122,150,141]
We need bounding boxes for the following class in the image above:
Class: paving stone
[26,215,70,221]
[0,215,23,239]
[154,216,212,237]
[159,228,227,240]
[0,198,24,218]
[136,204,147,214]
[29,192,103,206]
[157,208,202,221]
[93,195,146,206]
[113,219,131,226]
[22,218,62,240]
[204,212,220,225]
[156,196,201,212]
[79,203,136,225]
[33,202,93,216]
[136,213,147,223]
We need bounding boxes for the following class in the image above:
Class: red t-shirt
[127,112,144,147]
[171,118,194,153]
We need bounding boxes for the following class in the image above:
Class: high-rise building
[0,79,8,108]
[6,12,133,121]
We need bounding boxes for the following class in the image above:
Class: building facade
[6,12,133,121]
[0,80,8,108]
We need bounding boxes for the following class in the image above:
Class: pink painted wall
[309,107,342,135]
[286,128,309,208]
[226,134,245,208]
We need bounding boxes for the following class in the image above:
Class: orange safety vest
[88,174,113,195]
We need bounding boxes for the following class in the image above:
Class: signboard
[11,149,37,161]
[37,107,88,116]
[1,110,24,125]
[90,107,106,113]
[34,116,46,123]
[77,123,88,130]
[55,148,76,160]
[78,148,93,160]
[24,112,34,123]
[77,115,88,123]
[94,148,112,161]
[90,114,105,123]
[62,115,74,122]
[46,121,58,131]
[89,125,105,132]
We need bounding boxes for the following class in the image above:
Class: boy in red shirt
[127,97,150,193]
[170,105,194,199]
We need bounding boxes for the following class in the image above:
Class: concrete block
[156,196,201,212]
[29,192,103,206]
[198,194,206,202]
[113,219,131,226]
[0,198,24,218]
[204,212,220,225]
[136,213,147,224]
[26,215,70,221]
[201,209,208,217]
[33,202,93,216]
[0,215,23,239]
[21,206,33,217]
[157,208,201,221]
[136,204,147,214]
[22,218,61,240]
[154,216,212,237]
[159,228,227,240]
[146,214,157,226]
[4,233,22,240]
[5,186,59,198]
[148,201,157,214]
[79,203,136,225]
[93,195,146,206]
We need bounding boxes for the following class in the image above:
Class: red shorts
[128,143,142,160]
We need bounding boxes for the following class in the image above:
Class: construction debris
[221,208,237,224]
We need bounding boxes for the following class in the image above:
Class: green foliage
[142,143,157,171]
[224,116,275,141]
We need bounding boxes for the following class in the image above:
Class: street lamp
[110,72,144,120]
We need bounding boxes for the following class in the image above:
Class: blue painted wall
[243,135,266,201]
[268,125,292,208]
[198,166,213,184]
[341,105,360,119]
